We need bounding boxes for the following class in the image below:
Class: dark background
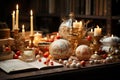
[0,0,120,36]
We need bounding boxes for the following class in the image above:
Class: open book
[0,57,63,73]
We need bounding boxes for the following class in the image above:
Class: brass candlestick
[67,35,77,50]
[12,29,25,52]
[90,36,102,52]
[29,35,34,48]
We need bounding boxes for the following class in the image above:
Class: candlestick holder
[14,29,19,34]
[29,35,34,48]
[90,35,102,52]
[12,29,25,52]
[67,34,78,53]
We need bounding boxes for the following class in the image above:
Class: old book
[80,0,85,15]
[0,57,63,73]
[85,0,91,15]
[99,0,104,16]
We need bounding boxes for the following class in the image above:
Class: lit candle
[22,24,25,37]
[73,20,79,28]
[88,29,94,36]
[15,4,19,30]
[91,29,93,32]
[79,21,83,31]
[30,10,34,36]
[79,21,82,28]
[12,10,15,31]
[94,25,102,36]
[34,32,42,45]
[111,34,113,37]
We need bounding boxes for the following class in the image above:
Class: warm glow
[15,4,19,30]
[79,21,82,25]
[97,25,99,28]
[30,10,33,16]
[16,4,18,10]
[44,37,47,40]
[22,24,25,29]
[111,34,114,37]
[22,24,25,37]
[36,32,39,34]
[30,9,34,36]
[12,10,15,30]
[75,20,77,23]
[94,25,102,36]
[13,11,15,15]
[91,29,93,32]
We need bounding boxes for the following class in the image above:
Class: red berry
[44,61,49,65]
[86,36,92,41]
[16,50,21,56]
[56,35,61,39]
[102,54,108,59]
[5,47,10,51]
[13,54,19,59]
[50,61,54,66]
[38,58,42,62]
[44,46,49,51]
[43,51,49,58]
[80,60,86,66]
[44,61,47,64]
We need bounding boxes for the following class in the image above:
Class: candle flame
[30,10,33,16]
[75,20,77,23]
[36,32,39,34]
[111,34,114,37]
[91,29,93,32]
[79,21,82,25]
[97,25,99,28]
[22,24,25,29]
[12,11,15,15]
[16,4,18,10]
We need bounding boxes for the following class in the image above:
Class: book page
[27,57,63,69]
[0,59,36,73]
[0,58,63,73]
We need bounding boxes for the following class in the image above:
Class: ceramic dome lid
[100,36,120,46]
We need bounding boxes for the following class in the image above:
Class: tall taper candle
[30,10,34,36]
[15,4,19,30]
[12,10,15,30]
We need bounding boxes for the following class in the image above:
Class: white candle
[22,24,25,37]
[15,4,19,30]
[34,32,42,45]
[30,10,34,36]
[94,25,102,36]
[79,21,83,31]
[88,29,94,36]
[12,10,15,31]
[111,34,113,37]
[73,20,79,28]
[79,21,82,28]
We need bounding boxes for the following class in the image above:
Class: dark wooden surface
[0,62,120,80]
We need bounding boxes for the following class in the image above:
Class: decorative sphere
[75,45,92,60]
[49,39,73,59]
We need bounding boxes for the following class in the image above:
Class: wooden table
[0,61,120,80]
